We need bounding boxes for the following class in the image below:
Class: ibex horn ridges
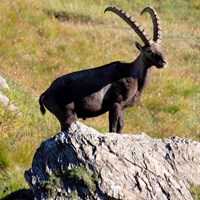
[105,6,153,45]
[141,7,162,43]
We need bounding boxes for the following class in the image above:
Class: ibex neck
[130,54,152,91]
[135,54,153,69]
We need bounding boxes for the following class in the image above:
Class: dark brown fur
[39,7,167,133]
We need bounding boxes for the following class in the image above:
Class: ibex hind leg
[46,106,71,131]
[117,110,124,133]
[57,112,70,132]
[109,103,123,133]
[64,102,77,130]
[43,96,77,131]
[51,107,77,132]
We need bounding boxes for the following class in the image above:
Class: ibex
[39,7,167,133]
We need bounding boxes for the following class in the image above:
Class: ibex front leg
[109,103,124,133]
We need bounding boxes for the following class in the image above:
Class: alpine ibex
[39,7,167,133]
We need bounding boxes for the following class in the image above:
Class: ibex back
[39,7,167,133]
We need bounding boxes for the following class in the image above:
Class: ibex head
[105,7,167,68]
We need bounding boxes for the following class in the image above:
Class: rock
[25,122,200,200]
[0,91,18,111]
[0,76,9,89]
[0,75,18,111]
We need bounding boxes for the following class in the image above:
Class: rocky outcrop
[25,122,200,200]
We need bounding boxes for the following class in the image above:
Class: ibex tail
[39,92,46,115]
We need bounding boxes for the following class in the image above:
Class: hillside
[0,0,199,198]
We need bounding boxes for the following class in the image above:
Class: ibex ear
[135,42,143,52]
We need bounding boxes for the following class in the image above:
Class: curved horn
[105,7,153,45]
[141,7,162,43]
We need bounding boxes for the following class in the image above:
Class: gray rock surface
[0,76,9,89]
[0,75,18,111]
[25,121,200,200]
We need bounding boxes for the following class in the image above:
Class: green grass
[40,166,97,199]
[191,183,200,200]
[0,0,199,198]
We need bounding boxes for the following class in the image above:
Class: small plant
[190,183,200,200]
[0,143,9,171]
[66,166,98,195]
[40,166,98,199]
[40,173,62,198]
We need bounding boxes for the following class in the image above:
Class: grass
[66,166,98,195]
[191,183,200,200]
[40,166,97,199]
[0,0,199,198]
